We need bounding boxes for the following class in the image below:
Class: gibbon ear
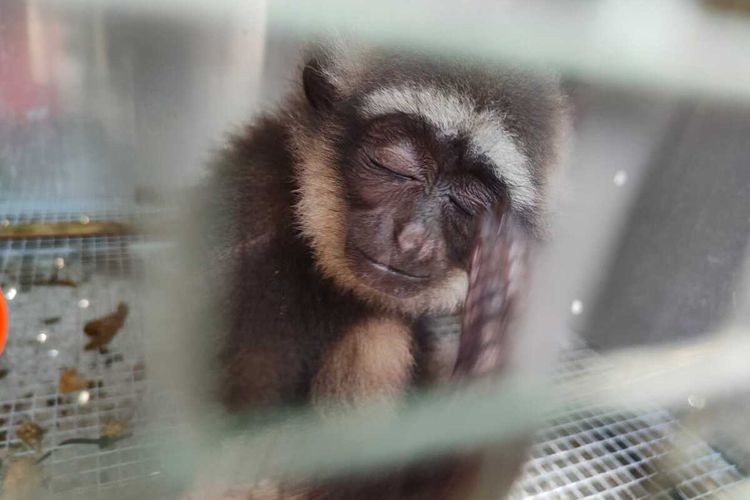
[302,58,338,112]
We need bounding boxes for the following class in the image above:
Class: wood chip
[0,221,134,240]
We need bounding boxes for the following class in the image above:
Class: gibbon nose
[397,222,435,261]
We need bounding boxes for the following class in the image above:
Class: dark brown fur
[202,43,569,499]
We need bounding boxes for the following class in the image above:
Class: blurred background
[1,0,750,498]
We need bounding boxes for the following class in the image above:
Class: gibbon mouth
[355,248,431,280]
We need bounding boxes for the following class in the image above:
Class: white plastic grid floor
[509,345,745,499]
[0,213,746,498]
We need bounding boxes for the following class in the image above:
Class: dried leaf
[102,419,128,439]
[58,368,89,393]
[15,421,44,451]
[83,302,129,351]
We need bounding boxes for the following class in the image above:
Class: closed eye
[449,195,474,217]
[368,157,417,182]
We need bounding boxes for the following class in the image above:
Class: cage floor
[0,202,176,498]
[509,346,744,499]
[0,217,745,499]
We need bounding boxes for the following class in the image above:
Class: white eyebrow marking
[361,86,537,213]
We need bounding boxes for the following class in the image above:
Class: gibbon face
[340,114,506,299]
[293,48,565,314]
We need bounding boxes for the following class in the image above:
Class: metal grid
[0,215,173,497]
[510,344,745,498]
[0,215,746,499]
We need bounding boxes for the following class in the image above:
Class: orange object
[0,288,8,355]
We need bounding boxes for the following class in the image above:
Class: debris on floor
[83,302,129,352]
